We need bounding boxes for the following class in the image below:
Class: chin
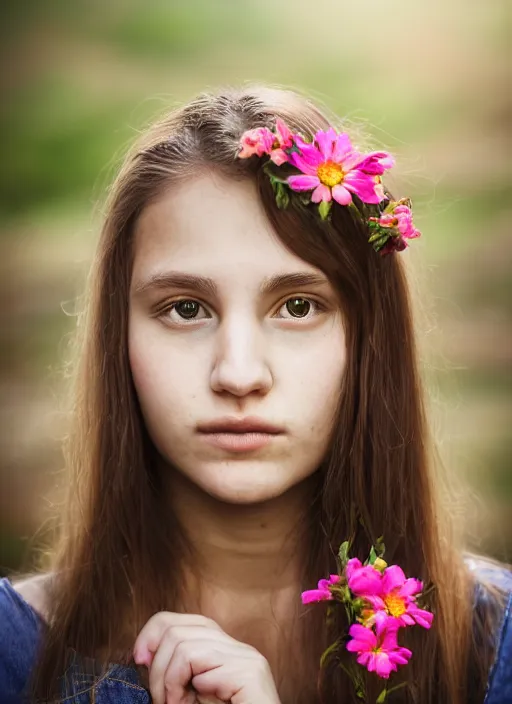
[195,462,299,505]
[206,487,284,506]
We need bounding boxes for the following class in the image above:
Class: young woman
[1,85,510,704]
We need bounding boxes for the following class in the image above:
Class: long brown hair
[25,84,503,703]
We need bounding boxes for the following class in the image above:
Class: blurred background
[0,0,510,576]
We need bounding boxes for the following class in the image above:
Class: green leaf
[370,234,391,249]
[275,183,290,209]
[368,229,386,243]
[318,200,332,220]
[269,179,279,195]
[338,540,350,567]
[368,545,377,566]
[376,688,388,703]
[375,537,386,557]
[352,597,365,612]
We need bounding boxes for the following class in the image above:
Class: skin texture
[128,172,347,702]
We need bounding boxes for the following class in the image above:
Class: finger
[133,612,223,667]
[163,640,244,704]
[148,627,234,704]
[197,697,226,704]
[192,650,276,704]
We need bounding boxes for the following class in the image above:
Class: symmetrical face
[128,172,347,504]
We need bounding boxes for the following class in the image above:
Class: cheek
[283,330,346,450]
[128,335,158,405]
[128,339,183,459]
[290,331,345,404]
[128,324,174,416]
[128,325,205,426]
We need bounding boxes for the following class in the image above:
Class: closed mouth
[197,416,284,435]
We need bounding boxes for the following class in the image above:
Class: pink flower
[364,565,434,630]
[346,558,433,630]
[301,574,341,604]
[287,128,394,205]
[269,118,294,165]
[368,199,421,255]
[239,119,294,164]
[356,152,395,175]
[238,127,275,158]
[346,558,383,596]
[375,202,421,241]
[346,618,412,679]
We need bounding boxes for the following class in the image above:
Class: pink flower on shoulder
[365,565,434,629]
[346,558,433,630]
[301,574,341,604]
[346,557,383,596]
[346,617,412,679]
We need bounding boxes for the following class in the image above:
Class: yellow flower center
[317,161,344,187]
[384,593,406,617]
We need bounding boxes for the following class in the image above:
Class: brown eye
[174,300,200,319]
[285,298,311,318]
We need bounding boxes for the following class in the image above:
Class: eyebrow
[132,271,330,298]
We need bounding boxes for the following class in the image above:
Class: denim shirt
[1,558,511,704]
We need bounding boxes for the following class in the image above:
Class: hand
[133,611,281,704]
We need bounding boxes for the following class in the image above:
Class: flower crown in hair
[237,119,421,256]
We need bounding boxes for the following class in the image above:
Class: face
[128,172,347,504]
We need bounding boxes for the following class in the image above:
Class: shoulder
[465,553,512,594]
[0,574,49,702]
[0,575,149,704]
[9,572,52,624]
[484,591,512,704]
[463,554,512,704]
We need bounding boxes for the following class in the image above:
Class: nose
[210,316,273,397]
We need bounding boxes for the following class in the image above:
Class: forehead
[131,172,313,280]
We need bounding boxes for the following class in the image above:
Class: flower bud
[373,557,388,572]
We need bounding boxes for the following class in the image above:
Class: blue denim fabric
[464,556,512,704]
[1,557,511,703]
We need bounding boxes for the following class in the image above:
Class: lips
[197,416,284,435]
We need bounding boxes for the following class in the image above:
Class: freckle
[260,523,267,529]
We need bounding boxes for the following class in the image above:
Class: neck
[165,467,314,597]
[129,465,324,703]
[162,467,320,698]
